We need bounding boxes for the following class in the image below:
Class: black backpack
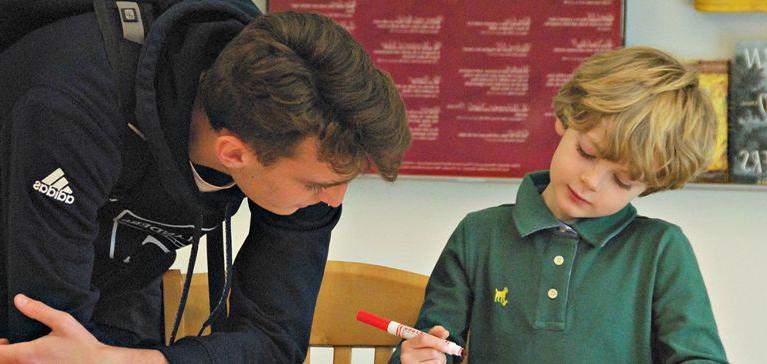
[0,0,181,51]
[1,0,181,123]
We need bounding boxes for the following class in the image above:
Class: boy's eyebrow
[305,176,356,188]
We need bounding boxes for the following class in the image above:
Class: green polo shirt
[390,171,727,363]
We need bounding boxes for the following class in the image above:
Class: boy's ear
[214,132,254,169]
[554,118,566,136]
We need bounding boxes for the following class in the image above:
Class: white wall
[175,1,767,362]
[625,0,767,60]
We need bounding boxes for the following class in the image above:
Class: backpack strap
[92,0,156,126]
[114,1,147,44]
[0,0,155,125]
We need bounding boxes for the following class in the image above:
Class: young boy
[389,47,728,363]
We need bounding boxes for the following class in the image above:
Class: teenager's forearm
[102,346,169,364]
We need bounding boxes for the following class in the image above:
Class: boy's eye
[306,185,325,192]
[613,175,633,190]
[576,144,596,160]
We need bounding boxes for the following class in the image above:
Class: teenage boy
[0,5,410,363]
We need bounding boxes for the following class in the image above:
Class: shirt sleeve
[652,226,728,363]
[157,200,341,363]
[1,87,122,342]
[389,218,473,364]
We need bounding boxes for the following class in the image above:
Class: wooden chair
[161,269,211,344]
[303,261,429,364]
[162,261,430,363]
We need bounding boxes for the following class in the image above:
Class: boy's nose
[319,184,348,208]
[580,167,604,191]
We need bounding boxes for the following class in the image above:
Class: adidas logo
[32,168,76,204]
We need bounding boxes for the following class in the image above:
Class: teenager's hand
[399,325,451,364]
[0,294,168,364]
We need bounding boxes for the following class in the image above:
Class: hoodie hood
[134,0,260,214]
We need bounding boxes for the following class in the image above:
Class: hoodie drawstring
[198,203,234,336]
[167,203,235,344]
[168,213,204,345]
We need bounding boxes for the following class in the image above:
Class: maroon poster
[268,0,624,178]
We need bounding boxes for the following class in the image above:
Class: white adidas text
[33,168,75,204]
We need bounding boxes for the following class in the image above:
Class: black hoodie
[0,1,340,362]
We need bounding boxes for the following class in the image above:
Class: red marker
[356,310,464,357]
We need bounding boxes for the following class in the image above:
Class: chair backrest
[161,269,211,345]
[161,261,430,363]
[305,261,429,364]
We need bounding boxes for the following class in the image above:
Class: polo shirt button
[553,256,564,265]
[547,288,558,299]
[558,226,567,233]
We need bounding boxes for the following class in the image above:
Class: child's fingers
[400,340,446,364]
[409,328,453,353]
[427,325,450,339]
[0,338,8,345]
[399,325,455,363]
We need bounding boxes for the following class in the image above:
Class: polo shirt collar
[512,171,637,248]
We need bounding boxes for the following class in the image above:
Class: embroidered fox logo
[494,287,509,307]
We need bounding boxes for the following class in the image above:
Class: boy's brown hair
[553,46,716,195]
[200,11,410,181]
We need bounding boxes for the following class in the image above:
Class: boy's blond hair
[553,46,716,195]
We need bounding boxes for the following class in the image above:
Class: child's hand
[400,325,451,364]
